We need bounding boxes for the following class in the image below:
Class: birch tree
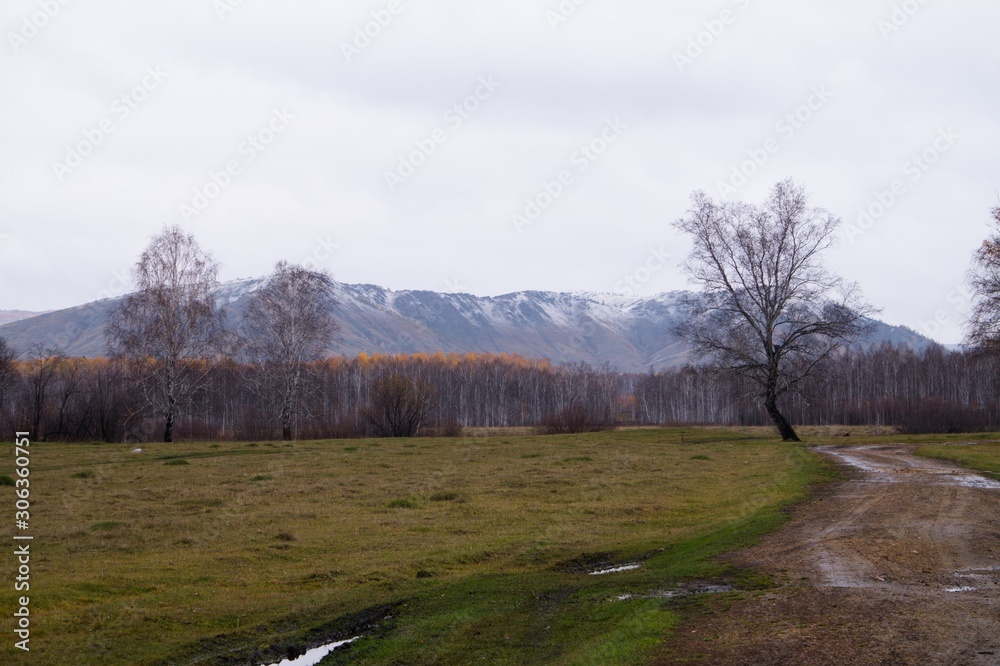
[673,180,873,441]
[967,206,1000,353]
[106,226,225,442]
[0,337,15,414]
[241,262,337,440]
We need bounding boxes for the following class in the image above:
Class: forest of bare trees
[0,344,997,442]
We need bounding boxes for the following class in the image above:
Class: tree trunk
[280,386,294,441]
[764,395,800,442]
[164,389,175,443]
[164,366,176,443]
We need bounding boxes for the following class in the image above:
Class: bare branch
[673,180,876,441]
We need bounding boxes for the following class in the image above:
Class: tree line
[0,344,997,442]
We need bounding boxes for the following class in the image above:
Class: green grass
[915,439,1000,478]
[0,428,839,665]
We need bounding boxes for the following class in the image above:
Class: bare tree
[673,180,873,441]
[0,337,16,414]
[363,374,433,437]
[966,206,1000,353]
[25,344,65,441]
[241,262,337,440]
[106,226,226,442]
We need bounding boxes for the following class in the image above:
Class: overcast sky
[1,0,997,343]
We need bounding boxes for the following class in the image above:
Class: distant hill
[0,310,47,326]
[0,279,936,372]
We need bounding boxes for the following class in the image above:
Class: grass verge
[915,439,1000,478]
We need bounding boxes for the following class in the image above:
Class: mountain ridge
[0,279,935,372]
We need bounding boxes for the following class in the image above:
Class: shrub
[539,404,617,435]
[430,491,466,503]
[363,375,434,438]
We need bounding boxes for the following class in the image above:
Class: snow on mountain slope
[0,279,934,371]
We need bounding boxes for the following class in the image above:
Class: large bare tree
[106,226,226,442]
[966,206,1000,353]
[673,180,873,441]
[241,262,337,440]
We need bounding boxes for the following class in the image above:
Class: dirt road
[656,445,1000,665]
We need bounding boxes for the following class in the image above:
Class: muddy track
[656,446,1000,665]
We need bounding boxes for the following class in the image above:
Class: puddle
[817,448,1000,490]
[945,586,977,593]
[820,449,885,474]
[942,475,1000,490]
[265,637,359,666]
[590,563,641,576]
[614,584,734,602]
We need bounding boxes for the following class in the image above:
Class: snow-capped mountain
[0,279,935,371]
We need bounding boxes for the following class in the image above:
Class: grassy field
[0,429,839,665]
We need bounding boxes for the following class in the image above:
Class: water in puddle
[819,448,1000,490]
[265,637,359,666]
[614,584,734,602]
[945,586,977,593]
[590,563,641,576]
[943,475,1000,490]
